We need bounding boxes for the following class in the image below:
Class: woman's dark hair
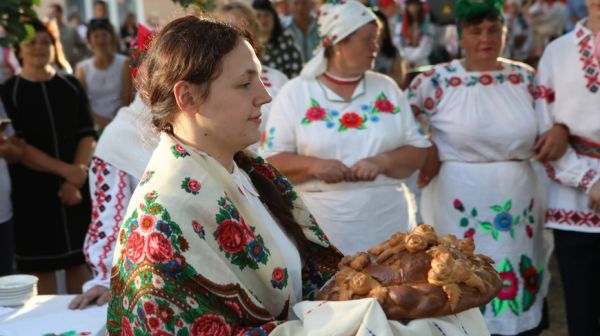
[138,15,311,254]
[87,18,117,41]
[252,0,284,44]
[374,10,396,59]
[404,0,426,27]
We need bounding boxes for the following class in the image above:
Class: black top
[263,32,304,79]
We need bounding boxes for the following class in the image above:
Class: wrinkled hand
[588,181,600,213]
[417,146,441,188]
[350,157,386,181]
[311,159,352,184]
[68,285,109,310]
[63,164,87,188]
[0,136,26,163]
[58,182,82,206]
[533,124,569,162]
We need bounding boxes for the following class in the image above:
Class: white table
[0,295,106,336]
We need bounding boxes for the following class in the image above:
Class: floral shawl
[106,134,341,336]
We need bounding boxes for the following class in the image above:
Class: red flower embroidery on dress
[508,74,521,84]
[374,98,394,113]
[498,271,519,300]
[216,219,248,253]
[305,106,327,121]
[448,76,462,87]
[272,267,285,282]
[224,300,243,318]
[147,316,162,330]
[126,231,145,263]
[422,69,436,77]
[253,163,277,181]
[140,214,156,233]
[144,301,157,315]
[522,267,539,293]
[424,97,435,110]
[187,179,201,192]
[340,112,364,128]
[479,74,493,86]
[121,316,135,336]
[146,232,173,263]
[190,313,232,336]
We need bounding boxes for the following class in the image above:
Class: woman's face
[459,19,504,64]
[335,23,379,74]
[256,9,275,36]
[407,3,420,17]
[586,0,600,18]
[20,31,55,69]
[193,39,271,151]
[89,29,114,53]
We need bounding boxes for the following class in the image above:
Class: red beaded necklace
[322,71,363,85]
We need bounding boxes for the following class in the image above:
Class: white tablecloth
[0,295,106,336]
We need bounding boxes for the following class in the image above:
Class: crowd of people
[0,0,599,335]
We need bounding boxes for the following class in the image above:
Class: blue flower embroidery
[163,260,181,276]
[156,220,172,237]
[247,240,266,262]
[494,212,513,232]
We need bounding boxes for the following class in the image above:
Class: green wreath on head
[455,0,504,36]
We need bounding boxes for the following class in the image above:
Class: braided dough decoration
[316,225,501,319]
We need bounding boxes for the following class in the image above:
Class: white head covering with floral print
[299,0,377,79]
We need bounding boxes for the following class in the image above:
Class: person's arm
[20,143,88,185]
[401,34,433,66]
[351,145,427,181]
[70,158,137,309]
[267,153,350,185]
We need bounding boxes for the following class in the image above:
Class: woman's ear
[173,80,199,117]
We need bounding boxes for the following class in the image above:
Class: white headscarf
[300,0,378,79]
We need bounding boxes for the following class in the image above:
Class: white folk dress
[536,21,600,232]
[408,59,551,335]
[259,71,430,256]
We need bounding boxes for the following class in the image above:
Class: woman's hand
[0,136,26,164]
[310,159,352,184]
[417,145,441,188]
[62,164,88,188]
[68,285,109,310]
[350,157,387,181]
[58,182,83,206]
[588,181,600,213]
[533,124,569,162]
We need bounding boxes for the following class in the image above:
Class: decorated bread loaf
[316,224,501,319]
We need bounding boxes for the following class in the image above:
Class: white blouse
[408,58,539,163]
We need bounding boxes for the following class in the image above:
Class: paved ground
[540,254,568,336]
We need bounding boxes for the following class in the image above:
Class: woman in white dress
[409,0,568,334]
[259,0,430,256]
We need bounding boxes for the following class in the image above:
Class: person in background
[76,19,132,130]
[373,9,404,86]
[274,0,291,19]
[528,0,567,58]
[69,24,156,310]
[409,0,569,334]
[283,0,319,62]
[397,0,433,70]
[0,102,24,276]
[49,3,88,68]
[0,27,21,83]
[0,19,96,294]
[93,0,108,20]
[535,1,600,334]
[45,18,74,75]
[260,0,430,256]
[566,0,588,31]
[68,13,88,41]
[120,13,137,51]
[504,0,534,62]
[253,0,304,78]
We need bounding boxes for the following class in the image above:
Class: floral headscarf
[300,0,377,78]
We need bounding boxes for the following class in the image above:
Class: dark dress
[263,32,304,79]
[0,74,96,272]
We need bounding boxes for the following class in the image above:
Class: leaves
[0,1,38,48]
[478,221,492,232]
[510,228,515,239]
[471,208,478,217]
[460,217,469,227]
[492,230,500,241]
[519,255,533,272]
[513,215,521,225]
[301,118,312,125]
[499,258,514,273]
[503,199,512,211]
[490,205,503,213]
[522,290,534,312]
[529,215,535,224]
[508,299,520,316]
[492,298,507,316]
